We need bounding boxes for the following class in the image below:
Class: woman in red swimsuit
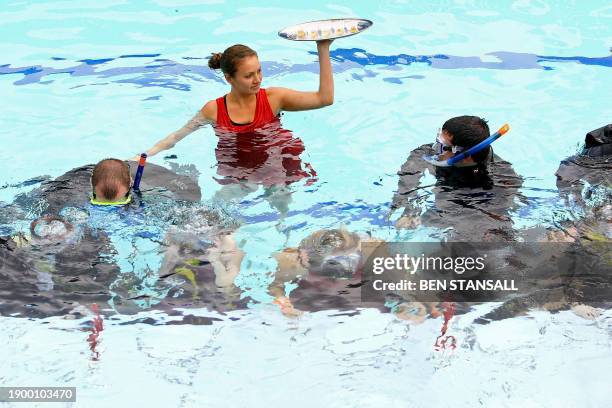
[139,40,333,191]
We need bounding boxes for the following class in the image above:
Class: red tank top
[215,88,279,132]
[212,88,317,186]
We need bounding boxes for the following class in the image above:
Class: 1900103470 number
[0,387,76,402]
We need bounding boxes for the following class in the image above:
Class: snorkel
[132,153,147,192]
[425,124,510,167]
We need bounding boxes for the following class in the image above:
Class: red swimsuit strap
[255,88,276,125]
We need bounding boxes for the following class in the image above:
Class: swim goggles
[425,124,510,168]
[90,191,132,206]
[434,128,465,155]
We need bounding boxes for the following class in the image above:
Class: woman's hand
[274,296,303,318]
[316,39,334,48]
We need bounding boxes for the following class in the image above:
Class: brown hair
[91,159,131,200]
[208,44,257,77]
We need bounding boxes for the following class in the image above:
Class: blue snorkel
[132,153,147,192]
[425,124,510,167]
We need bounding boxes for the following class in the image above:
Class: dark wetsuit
[0,163,250,321]
[555,124,612,209]
[19,161,202,215]
[480,125,612,323]
[391,144,524,241]
[0,230,120,319]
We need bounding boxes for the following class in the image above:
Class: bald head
[91,159,131,202]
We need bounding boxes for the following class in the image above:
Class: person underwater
[551,123,611,242]
[556,123,612,201]
[2,156,246,317]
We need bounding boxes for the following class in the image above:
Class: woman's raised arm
[268,40,334,112]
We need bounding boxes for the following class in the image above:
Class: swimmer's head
[583,124,612,157]
[441,116,491,164]
[298,229,362,279]
[209,44,261,94]
[30,215,74,243]
[91,159,131,203]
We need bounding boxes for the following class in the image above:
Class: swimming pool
[1,0,611,406]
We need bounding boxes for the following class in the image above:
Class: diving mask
[426,124,510,168]
[434,128,464,155]
[90,191,132,206]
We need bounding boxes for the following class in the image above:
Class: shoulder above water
[200,100,217,122]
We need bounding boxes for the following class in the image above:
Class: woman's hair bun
[208,45,257,76]
[208,52,223,70]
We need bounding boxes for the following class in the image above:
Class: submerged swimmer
[0,231,120,319]
[556,123,611,202]
[9,157,201,246]
[390,115,524,241]
[546,123,611,244]
[154,228,248,313]
[269,228,432,322]
[0,158,211,318]
[270,228,374,317]
[90,157,203,206]
[10,157,202,220]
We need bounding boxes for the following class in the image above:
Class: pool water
[1,1,611,406]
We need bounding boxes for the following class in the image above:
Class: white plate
[278,18,373,41]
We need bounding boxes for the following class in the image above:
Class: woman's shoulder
[264,87,288,114]
[200,99,218,121]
